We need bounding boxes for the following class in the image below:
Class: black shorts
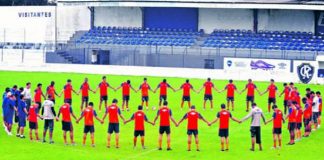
[51,99,56,104]
[296,123,302,130]
[246,96,254,102]
[29,122,37,130]
[44,119,54,132]
[288,122,296,131]
[204,94,213,101]
[219,129,229,138]
[142,96,149,102]
[108,123,120,134]
[84,125,95,133]
[82,96,89,102]
[227,96,234,102]
[304,118,311,127]
[101,95,108,101]
[160,95,167,101]
[159,126,171,134]
[312,112,319,123]
[268,98,276,104]
[284,100,288,107]
[134,130,145,137]
[64,99,72,105]
[250,126,261,144]
[319,112,322,116]
[62,121,73,131]
[123,95,130,101]
[273,128,282,134]
[14,113,19,123]
[187,129,198,136]
[182,96,190,101]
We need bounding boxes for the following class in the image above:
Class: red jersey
[34,88,43,102]
[121,82,131,96]
[106,104,121,123]
[140,82,151,97]
[59,104,73,122]
[303,103,312,119]
[28,105,38,123]
[283,86,291,100]
[183,111,202,130]
[47,85,56,99]
[296,94,301,106]
[319,96,322,113]
[225,83,236,97]
[80,82,90,97]
[245,83,257,96]
[296,106,303,123]
[158,82,170,96]
[99,82,109,96]
[272,109,283,128]
[289,90,298,102]
[217,110,232,129]
[204,81,214,95]
[288,106,297,123]
[131,111,148,131]
[81,107,97,126]
[157,107,172,126]
[268,84,277,98]
[181,83,193,96]
[64,84,73,99]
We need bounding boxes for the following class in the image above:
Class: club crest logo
[297,63,314,84]
[227,60,232,67]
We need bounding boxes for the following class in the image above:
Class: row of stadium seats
[77,26,202,46]
[0,43,43,50]
[76,26,324,51]
[203,30,324,51]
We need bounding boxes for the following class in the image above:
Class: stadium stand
[76,26,203,47]
[75,26,324,52]
[203,29,324,51]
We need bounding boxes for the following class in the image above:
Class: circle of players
[1,76,322,152]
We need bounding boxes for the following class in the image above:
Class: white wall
[199,8,253,33]
[258,10,314,32]
[0,49,44,65]
[94,7,142,27]
[57,6,91,42]
[0,6,55,43]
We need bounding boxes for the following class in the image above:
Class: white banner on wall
[224,57,291,73]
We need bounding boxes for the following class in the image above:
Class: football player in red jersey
[175,79,198,109]
[316,91,322,127]
[28,103,42,141]
[115,80,137,111]
[295,103,303,141]
[124,105,154,149]
[154,79,176,107]
[78,78,95,110]
[137,78,155,110]
[279,83,291,115]
[177,105,209,151]
[46,81,60,104]
[260,79,278,113]
[33,83,46,113]
[76,102,103,147]
[59,79,78,106]
[285,101,298,145]
[197,78,219,110]
[219,79,240,111]
[153,101,177,150]
[57,103,77,145]
[94,76,116,111]
[302,97,312,137]
[102,99,126,148]
[209,104,240,151]
[265,105,285,149]
[241,79,261,112]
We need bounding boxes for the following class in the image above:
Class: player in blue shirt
[4,94,17,136]
[17,95,28,138]
[2,89,10,127]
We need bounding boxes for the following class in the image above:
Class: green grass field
[0,71,323,160]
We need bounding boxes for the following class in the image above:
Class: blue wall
[144,7,198,31]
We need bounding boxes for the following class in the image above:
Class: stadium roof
[57,0,324,10]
